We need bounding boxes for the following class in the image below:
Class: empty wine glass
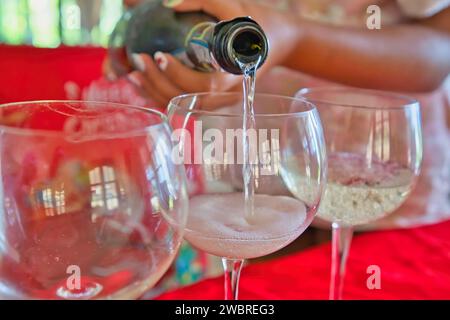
[0,101,188,299]
[297,87,423,300]
[167,92,327,300]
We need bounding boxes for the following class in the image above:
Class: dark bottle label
[124,1,217,72]
[184,22,218,72]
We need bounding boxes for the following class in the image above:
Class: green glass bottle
[109,0,268,76]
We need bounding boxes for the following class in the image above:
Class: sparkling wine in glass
[298,87,423,300]
[0,101,188,299]
[168,92,327,300]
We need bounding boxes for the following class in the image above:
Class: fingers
[163,0,243,20]
[154,52,209,91]
[126,49,242,109]
[133,53,183,99]
[127,71,167,107]
[102,57,118,81]
[128,51,242,110]
[128,53,184,107]
[154,51,240,92]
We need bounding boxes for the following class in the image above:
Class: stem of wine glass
[222,258,244,300]
[329,222,354,300]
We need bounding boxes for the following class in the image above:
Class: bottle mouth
[228,26,268,66]
[212,17,269,75]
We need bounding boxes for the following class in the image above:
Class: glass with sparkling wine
[298,87,423,300]
[168,92,327,300]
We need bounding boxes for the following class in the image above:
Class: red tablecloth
[157,220,450,300]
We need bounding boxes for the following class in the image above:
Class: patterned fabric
[143,241,218,298]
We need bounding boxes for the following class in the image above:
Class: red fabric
[0,45,106,104]
[157,220,450,300]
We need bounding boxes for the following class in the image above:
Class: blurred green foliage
[0,0,124,47]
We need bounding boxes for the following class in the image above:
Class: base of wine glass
[56,281,103,300]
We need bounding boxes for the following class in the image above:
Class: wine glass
[0,101,188,299]
[297,87,423,300]
[167,92,327,300]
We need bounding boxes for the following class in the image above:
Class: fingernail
[154,51,168,71]
[132,53,146,72]
[106,71,117,81]
[127,73,141,87]
[163,0,183,8]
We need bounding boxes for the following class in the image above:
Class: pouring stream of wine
[239,57,261,220]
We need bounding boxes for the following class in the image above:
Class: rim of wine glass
[0,100,168,138]
[168,91,318,117]
[298,87,420,110]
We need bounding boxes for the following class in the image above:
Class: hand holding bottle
[126,0,299,108]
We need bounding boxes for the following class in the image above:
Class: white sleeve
[396,0,450,18]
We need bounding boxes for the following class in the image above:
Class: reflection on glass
[89,166,119,211]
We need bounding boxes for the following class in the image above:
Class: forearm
[246,3,301,77]
[284,19,450,92]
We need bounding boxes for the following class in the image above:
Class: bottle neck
[184,17,269,74]
[211,17,269,75]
